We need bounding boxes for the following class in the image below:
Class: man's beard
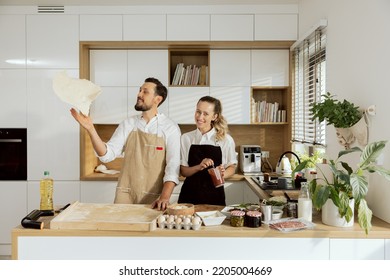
[134,100,152,111]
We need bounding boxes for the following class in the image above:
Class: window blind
[292,28,327,146]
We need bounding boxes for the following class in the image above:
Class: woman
[178,96,237,206]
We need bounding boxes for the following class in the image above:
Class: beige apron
[114,122,166,204]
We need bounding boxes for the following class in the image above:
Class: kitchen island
[12,204,390,260]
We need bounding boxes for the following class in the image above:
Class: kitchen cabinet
[0,181,27,255]
[210,87,251,124]
[386,239,390,260]
[80,15,123,41]
[251,50,290,86]
[0,15,26,69]
[27,69,80,181]
[329,239,385,260]
[90,86,128,124]
[210,50,251,86]
[127,50,168,86]
[80,181,117,203]
[90,50,127,87]
[123,15,166,41]
[27,181,80,212]
[255,14,298,41]
[0,69,27,128]
[167,15,210,41]
[211,15,254,41]
[26,15,79,69]
[168,87,209,124]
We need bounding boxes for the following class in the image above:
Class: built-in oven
[0,128,27,180]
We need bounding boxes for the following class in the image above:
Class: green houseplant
[311,92,362,128]
[293,141,390,234]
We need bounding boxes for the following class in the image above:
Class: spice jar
[245,210,262,228]
[230,210,245,227]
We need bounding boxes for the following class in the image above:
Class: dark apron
[178,144,225,206]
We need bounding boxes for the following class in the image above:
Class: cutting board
[50,201,161,231]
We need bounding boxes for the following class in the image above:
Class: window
[292,28,327,147]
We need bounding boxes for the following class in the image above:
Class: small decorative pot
[322,198,354,227]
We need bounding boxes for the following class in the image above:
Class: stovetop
[251,175,297,190]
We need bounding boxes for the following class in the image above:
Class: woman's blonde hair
[198,96,229,141]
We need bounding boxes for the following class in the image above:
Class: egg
[192,216,201,225]
[183,217,191,225]
[167,215,175,224]
[176,217,182,224]
[157,215,166,224]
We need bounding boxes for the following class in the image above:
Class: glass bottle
[298,182,312,221]
[40,171,54,212]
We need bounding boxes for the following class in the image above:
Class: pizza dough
[53,71,101,115]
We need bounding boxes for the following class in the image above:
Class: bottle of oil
[40,171,53,213]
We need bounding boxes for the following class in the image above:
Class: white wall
[298,0,390,223]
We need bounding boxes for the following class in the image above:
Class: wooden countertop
[12,204,390,240]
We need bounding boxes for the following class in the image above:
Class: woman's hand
[218,164,226,178]
[198,158,214,171]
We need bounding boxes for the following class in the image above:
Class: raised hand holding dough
[53,71,101,115]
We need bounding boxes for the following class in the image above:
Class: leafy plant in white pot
[293,141,390,234]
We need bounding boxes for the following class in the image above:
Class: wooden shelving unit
[168,49,209,86]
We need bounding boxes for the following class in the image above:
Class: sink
[251,176,295,190]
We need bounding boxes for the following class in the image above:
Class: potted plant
[311,92,368,148]
[292,140,390,234]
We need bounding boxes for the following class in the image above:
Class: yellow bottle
[40,171,53,211]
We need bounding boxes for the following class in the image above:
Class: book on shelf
[172,63,206,85]
[254,100,286,123]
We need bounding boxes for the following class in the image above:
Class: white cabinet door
[27,181,80,212]
[167,15,210,41]
[386,239,390,260]
[80,15,123,41]
[168,87,209,124]
[0,15,25,68]
[224,182,244,205]
[123,15,166,41]
[255,14,298,41]
[127,50,168,86]
[0,182,27,245]
[210,50,251,86]
[251,50,290,86]
[211,15,254,41]
[243,183,261,204]
[26,15,79,69]
[210,87,250,124]
[330,239,385,260]
[90,87,128,124]
[0,70,27,128]
[27,69,80,180]
[90,50,127,87]
[80,181,117,203]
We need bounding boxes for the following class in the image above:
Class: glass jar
[245,210,262,228]
[230,210,245,227]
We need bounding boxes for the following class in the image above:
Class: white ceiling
[0,0,299,6]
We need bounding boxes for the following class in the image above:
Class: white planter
[322,198,354,227]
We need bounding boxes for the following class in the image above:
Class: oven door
[0,128,27,180]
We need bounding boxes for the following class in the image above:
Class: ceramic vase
[322,198,354,227]
[350,114,369,146]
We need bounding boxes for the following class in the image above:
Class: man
[71,77,181,211]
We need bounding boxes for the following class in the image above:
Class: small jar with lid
[245,210,262,228]
[230,210,245,227]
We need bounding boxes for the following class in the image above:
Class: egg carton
[158,221,201,230]
[157,214,201,230]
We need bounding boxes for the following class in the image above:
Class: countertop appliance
[0,128,27,180]
[240,145,261,175]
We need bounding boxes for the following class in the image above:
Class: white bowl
[272,209,284,220]
[221,206,235,219]
[196,211,226,226]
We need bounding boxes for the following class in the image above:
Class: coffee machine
[240,145,262,175]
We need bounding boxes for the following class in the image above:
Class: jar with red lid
[230,210,245,227]
[245,210,262,228]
